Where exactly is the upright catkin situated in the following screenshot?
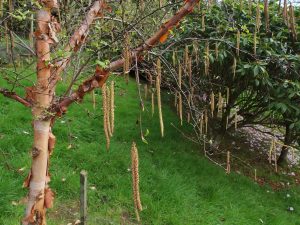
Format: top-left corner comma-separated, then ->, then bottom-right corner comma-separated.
131,142 -> 142,222
102,84 -> 110,150
156,76 -> 164,137
110,81 -> 115,134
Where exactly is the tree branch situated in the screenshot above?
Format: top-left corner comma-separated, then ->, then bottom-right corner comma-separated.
51,0 -> 200,117
0,88 -> 32,107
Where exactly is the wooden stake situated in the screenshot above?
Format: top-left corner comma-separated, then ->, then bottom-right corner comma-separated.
80,170 -> 88,225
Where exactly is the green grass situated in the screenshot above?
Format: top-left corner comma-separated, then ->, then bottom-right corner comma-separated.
1,67 -> 300,225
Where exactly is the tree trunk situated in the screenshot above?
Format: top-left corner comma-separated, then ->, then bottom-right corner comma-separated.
277,123 -> 292,165
22,2 -> 57,224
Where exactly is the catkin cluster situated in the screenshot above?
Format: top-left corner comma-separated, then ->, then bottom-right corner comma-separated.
131,142 -> 142,221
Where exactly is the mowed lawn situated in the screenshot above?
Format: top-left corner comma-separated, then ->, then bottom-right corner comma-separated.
0,68 -> 300,225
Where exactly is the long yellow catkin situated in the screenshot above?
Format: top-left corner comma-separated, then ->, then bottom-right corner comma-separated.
123,32 -> 130,83
215,42 -> 219,59
179,93 -> 183,126
256,0 -> 261,33
184,45 -> 189,71
201,13 -> 205,32
159,0 -> 163,8
217,92 -> 223,115
193,41 -> 199,64
157,58 -> 161,80
102,84 -> 110,150
226,151 -> 231,174
236,30 -> 240,56
233,57 -> 237,79
210,91 -> 215,117
254,31 -> 257,55
144,84 -> 148,100
199,114 -> 203,135
268,139 -> 274,164
283,0 -> 287,23
204,110 -> 208,134
0,0 -> 3,17
264,0 -> 269,32
156,76 -> 164,137
226,87 -> 230,105
172,50 -> 176,67
204,41 -> 209,76
248,0 -> 253,15
178,63 -> 182,89
188,57 -> 192,87
110,81 -> 115,134
131,142 -> 142,222
289,4 -> 297,41
106,87 -> 112,137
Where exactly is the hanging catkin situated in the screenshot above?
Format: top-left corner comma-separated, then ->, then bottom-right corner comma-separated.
264,0 -> 269,32
236,30 -> 240,56
210,91 -> 215,117
199,114 -> 204,135
253,31 -> 257,55
289,4 -> 297,42
139,0 -> 145,11
131,142 -> 142,222
233,57 -> 237,79
172,50 -> 176,67
201,13 -> 206,32
268,139 -> 275,164
184,45 -> 189,71
157,58 -> 162,80
159,0 -> 163,8
248,0 -> 253,15
234,111 -> 238,130
226,87 -> 230,105
283,0 -> 287,24
255,0 -> 261,33
102,84 -> 110,150
217,92 -> 223,115
204,41 -> 209,76
106,87 -> 112,137
204,110 -> 208,134
156,75 -> 164,137
178,62 -> 182,89
0,0 -> 3,17
226,151 -> 231,174
178,93 -> 183,126
215,42 -> 219,59
123,32 -> 130,84
193,41 -> 199,64
188,57 -> 192,87
110,81 -> 115,134
144,84 -> 148,100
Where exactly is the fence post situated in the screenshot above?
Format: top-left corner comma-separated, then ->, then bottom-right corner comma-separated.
80,170 -> 88,225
